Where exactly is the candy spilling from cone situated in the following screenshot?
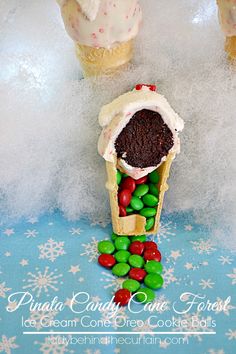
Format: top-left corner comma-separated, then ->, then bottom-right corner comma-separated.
98,234 -> 163,306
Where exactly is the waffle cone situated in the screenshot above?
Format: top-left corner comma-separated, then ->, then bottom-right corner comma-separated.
75,40 -> 133,77
225,36 -> 236,61
105,153 -> 175,236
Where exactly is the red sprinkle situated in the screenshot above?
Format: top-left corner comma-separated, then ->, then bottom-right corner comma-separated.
118,189 -> 132,207
135,176 -> 148,185
143,241 -> 158,250
135,84 -> 157,92
129,241 -> 144,255
114,289 -> 131,306
98,254 -> 116,268
119,205 -> 127,217
129,268 -> 147,282
144,249 -> 162,262
121,177 -> 136,193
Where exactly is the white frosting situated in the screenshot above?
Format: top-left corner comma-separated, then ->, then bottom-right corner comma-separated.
217,0 -> 236,36
76,0 -> 101,21
98,86 -> 184,179
59,0 -> 142,48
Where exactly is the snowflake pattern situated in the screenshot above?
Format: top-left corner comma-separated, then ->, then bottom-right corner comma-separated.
174,312 -> 214,341
27,309 -> 58,330
38,239 -> 66,262
35,336 -> 74,354
100,271 -> 124,291
162,267 -> 178,288
22,267 -> 63,297
0,212 -> 235,354
100,306 -> 129,329
191,238 -> 216,255
80,237 -> 99,262
0,335 -> 18,354
218,256 -> 233,265
69,228 -> 82,236
226,268 -> 236,285
24,229 -> 38,238
199,279 -> 215,289
154,220 -> 176,244
225,329 -> 236,340
214,297 -> 236,316
0,282 -> 11,298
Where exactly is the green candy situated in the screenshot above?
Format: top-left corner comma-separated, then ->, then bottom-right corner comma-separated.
149,170 -> 160,184
142,194 -> 159,207
133,184 -> 149,197
114,237 -> 131,251
123,173 -> 129,177
122,279 -> 140,293
129,254 -> 144,268
111,232 -> 118,241
149,183 -> 159,197
114,250 -> 131,263
130,196 -> 144,211
126,206 -> 134,214
131,235 -> 147,243
144,273 -> 164,290
112,263 -> 130,277
145,217 -> 155,231
135,288 -> 155,303
116,170 -> 122,185
144,260 -> 163,274
98,240 -> 115,254
140,208 -> 157,218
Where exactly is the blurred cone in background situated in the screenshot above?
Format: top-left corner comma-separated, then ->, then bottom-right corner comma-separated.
58,0 -> 142,76
217,0 -> 236,61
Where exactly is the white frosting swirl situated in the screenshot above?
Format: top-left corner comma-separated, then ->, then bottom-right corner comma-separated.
98,86 -> 184,179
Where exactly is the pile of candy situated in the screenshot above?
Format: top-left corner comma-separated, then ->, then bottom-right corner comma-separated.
97,234 -> 163,306
117,170 -> 160,231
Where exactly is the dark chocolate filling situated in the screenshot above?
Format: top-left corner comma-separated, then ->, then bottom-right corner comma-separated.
115,109 -> 174,168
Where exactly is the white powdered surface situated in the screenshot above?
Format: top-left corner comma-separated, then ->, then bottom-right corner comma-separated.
0,0 -> 236,248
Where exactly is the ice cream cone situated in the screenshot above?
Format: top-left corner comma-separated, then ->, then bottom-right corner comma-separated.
225,36 -> 236,61
75,40 -> 133,77
105,153 -> 175,236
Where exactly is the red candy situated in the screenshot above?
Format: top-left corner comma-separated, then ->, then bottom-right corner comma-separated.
118,189 -> 132,207
98,254 -> 116,268
135,176 -> 148,185
119,205 -> 127,217
129,241 -> 144,255
135,84 -> 157,92
121,177 -> 136,193
144,249 -> 162,262
143,241 -> 158,251
114,289 -> 131,306
129,268 -> 147,282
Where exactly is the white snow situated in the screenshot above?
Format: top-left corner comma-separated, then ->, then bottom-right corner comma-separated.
0,0 -> 236,248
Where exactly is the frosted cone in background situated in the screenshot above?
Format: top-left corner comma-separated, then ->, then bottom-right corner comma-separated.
217,0 -> 236,61
98,85 -> 184,236
57,0 -> 142,76
106,153 -> 175,235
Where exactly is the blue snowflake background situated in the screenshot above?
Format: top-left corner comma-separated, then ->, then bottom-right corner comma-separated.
0,211 -> 235,354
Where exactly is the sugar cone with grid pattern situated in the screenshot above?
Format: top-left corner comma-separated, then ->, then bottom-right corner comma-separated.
75,40 -> 133,77
225,36 -> 236,61
105,153 -> 175,236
